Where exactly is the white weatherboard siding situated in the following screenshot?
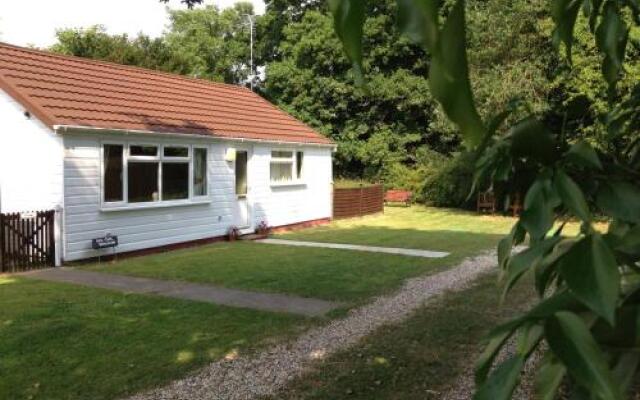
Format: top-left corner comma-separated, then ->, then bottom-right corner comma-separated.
63,133 -> 333,261
250,146 -> 333,227
0,89 -> 64,213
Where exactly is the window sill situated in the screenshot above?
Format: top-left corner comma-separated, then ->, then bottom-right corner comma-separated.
270,181 -> 307,188
100,198 -> 211,212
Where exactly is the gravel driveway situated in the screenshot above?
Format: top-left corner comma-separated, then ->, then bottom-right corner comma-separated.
128,249 -> 502,400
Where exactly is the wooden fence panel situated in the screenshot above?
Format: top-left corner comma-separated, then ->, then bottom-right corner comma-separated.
0,210 -> 55,273
333,184 -> 384,219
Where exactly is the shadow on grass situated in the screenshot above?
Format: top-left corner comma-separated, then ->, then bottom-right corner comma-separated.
0,277 -> 306,400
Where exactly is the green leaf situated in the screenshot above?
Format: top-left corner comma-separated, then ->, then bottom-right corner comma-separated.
487,290 -> 584,339
534,238 -> 577,296
534,355 -> 566,400
329,0 -> 366,86
396,0 -> 440,52
554,169 -> 591,222
545,312 -> 623,400
612,353 -> 640,395
566,140 -> 602,170
474,356 -> 524,400
558,234 -> 620,324
615,224 -> 640,256
520,177 -> 560,240
595,2 -> 629,90
475,330 -> 512,384
502,236 -> 562,299
509,117 -> 557,164
551,0 -> 583,62
497,222 -> 525,269
585,0 -> 604,32
597,181 -> 640,223
428,0 -> 486,148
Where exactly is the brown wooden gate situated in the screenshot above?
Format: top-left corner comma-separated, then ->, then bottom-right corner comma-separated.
0,210 -> 55,273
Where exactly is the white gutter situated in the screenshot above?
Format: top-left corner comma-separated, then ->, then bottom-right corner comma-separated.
53,125 -> 338,150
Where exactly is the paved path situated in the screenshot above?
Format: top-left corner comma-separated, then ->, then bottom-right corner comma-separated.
23,268 -> 339,317
256,238 -> 450,258
128,249 -> 502,400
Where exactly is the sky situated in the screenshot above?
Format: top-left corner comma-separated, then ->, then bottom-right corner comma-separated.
0,0 -> 266,48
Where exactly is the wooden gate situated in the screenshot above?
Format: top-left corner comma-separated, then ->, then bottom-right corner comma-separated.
0,210 -> 55,273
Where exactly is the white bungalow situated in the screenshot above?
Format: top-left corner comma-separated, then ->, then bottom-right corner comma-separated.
0,43 -> 335,264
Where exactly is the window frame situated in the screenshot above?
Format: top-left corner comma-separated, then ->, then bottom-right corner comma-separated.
100,141 -> 210,211
269,149 -> 305,186
192,146 -> 209,199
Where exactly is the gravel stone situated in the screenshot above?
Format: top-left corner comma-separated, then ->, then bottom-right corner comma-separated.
127,250 -> 504,400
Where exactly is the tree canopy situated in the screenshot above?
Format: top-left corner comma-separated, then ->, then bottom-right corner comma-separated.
52,2 -> 255,85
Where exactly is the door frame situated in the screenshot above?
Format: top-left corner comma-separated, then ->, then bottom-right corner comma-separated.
234,146 -> 253,234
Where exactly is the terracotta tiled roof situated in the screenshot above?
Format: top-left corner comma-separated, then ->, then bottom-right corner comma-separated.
0,42 -> 334,145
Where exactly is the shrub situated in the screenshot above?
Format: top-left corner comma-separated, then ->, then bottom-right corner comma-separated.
421,152 -> 477,209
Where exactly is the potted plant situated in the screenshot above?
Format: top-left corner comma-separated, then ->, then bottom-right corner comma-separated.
255,221 -> 271,239
227,226 -> 240,241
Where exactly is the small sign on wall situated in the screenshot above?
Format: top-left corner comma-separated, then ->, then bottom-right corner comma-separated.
92,234 -> 119,250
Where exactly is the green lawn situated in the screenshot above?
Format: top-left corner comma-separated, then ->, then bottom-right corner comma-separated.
280,206 -> 517,251
270,273 -> 536,399
0,276 -> 304,400
84,207 -> 516,303
1,206 -> 525,400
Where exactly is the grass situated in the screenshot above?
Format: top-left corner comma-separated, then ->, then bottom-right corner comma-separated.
279,206 -> 516,251
270,273 -> 536,400
0,206 -> 567,400
0,276 -> 304,400
84,207 -> 516,303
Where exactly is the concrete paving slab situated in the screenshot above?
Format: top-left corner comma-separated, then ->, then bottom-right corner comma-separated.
22,268 -> 339,317
256,239 -> 450,258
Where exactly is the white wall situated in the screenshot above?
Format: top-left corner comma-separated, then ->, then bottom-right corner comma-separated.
250,145 -> 333,227
0,90 -> 64,213
63,132 -> 333,261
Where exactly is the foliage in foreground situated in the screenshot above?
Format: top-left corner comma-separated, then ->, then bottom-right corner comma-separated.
331,0 -> 640,398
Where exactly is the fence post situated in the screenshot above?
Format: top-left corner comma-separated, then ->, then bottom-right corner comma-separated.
359,183 -> 363,217
0,213 -> 5,272
54,207 -> 62,267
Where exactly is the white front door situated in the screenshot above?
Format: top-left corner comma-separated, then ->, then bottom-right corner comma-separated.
234,149 -> 252,233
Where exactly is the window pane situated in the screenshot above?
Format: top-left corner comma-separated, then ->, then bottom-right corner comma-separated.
272,151 -> 293,159
270,162 -> 292,182
162,163 -> 189,200
128,162 -> 159,202
194,148 -> 207,196
104,144 -> 123,202
296,151 -> 304,179
236,151 -> 248,195
164,146 -> 189,158
130,145 -> 158,157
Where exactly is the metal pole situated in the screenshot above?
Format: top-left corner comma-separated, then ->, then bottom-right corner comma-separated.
243,14 -> 255,91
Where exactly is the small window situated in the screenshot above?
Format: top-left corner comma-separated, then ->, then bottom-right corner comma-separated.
193,148 -> 208,196
103,144 -> 123,202
270,150 -> 294,183
296,151 -> 304,179
236,151 -> 248,196
164,146 -> 189,158
130,145 -> 158,157
128,161 -> 159,202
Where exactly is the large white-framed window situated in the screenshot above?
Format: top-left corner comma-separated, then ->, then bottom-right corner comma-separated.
270,150 -> 304,184
101,142 -> 209,210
